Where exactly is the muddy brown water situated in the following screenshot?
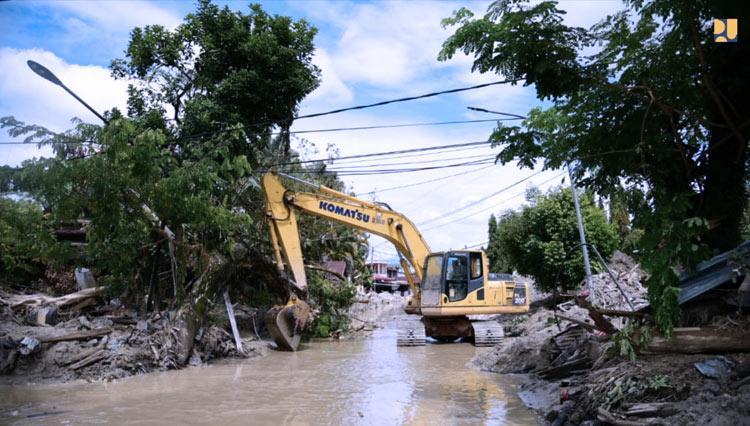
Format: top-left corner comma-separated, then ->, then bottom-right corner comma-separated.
0,319 -> 538,425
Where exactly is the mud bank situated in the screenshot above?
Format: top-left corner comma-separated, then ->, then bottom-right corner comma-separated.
472,291 -> 750,424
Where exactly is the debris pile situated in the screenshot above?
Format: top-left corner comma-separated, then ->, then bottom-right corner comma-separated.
0,287 -> 268,384
475,250 -> 750,425
589,250 -> 649,312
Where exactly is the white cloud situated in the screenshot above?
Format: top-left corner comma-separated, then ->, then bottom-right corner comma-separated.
308,1 -> 480,88
55,0 -> 183,32
303,48 -> 354,109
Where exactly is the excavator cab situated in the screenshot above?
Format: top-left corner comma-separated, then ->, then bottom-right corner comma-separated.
403,250 -> 529,346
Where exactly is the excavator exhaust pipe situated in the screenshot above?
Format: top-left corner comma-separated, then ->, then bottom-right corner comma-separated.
265,299 -> 310,351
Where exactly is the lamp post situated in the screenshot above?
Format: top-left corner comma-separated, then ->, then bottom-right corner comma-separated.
468,106 -> 595,303
27,60 -> 109,125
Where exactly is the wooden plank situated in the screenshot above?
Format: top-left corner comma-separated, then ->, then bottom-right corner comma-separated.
574,295 -> 617,334
636,327 -> 750,354
69,348 -> 106,370
555,314 -> 602,333
39,327 -> 112,344
597,308 -> 652,320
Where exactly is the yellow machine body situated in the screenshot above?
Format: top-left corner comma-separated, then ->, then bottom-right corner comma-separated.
261,171 -> 530,350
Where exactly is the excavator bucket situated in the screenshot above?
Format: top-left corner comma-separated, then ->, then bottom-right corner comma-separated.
265,300 -> 310,351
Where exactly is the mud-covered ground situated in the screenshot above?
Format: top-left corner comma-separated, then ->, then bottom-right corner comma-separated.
472,297 -> 750,425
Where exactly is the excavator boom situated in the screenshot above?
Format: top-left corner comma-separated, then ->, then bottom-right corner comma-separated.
262,171 -> 431,350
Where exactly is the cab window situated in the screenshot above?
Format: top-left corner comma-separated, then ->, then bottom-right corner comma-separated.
470,252 -> 483,280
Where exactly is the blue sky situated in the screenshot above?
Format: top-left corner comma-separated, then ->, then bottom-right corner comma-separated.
0,0 -> 623,263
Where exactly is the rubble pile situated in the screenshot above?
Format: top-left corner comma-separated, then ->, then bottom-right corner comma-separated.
0,288 -> 268,384
347,290 -> 405,329
589,250 -> 649,311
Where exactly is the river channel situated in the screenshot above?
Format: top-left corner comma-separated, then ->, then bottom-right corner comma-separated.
0,318 -> 538,425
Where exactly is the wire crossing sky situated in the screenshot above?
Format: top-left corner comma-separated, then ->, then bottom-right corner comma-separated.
0,0 -> 623,263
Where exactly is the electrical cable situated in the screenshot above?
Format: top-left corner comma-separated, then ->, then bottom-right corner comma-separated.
358,163 -> 497,195
0,116 -> 519,145
416,169 -> 545,226
419,171 -> 565,231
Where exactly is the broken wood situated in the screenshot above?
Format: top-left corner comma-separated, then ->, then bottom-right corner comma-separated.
305,264 -> 348,282
39,327 -> 112,344
223,290 -> 244,356
9,287 -> 103,311
66,297 -> 98,313
621,402 -> 678,417
597,407 -> 661,426
635,327 -> 750,354
555,314 -> 603,333
69,348 -> 106,370
597,308 -> 652,320
538,357 -> 591,380
574,295 -> 617,334
58,347 -> 101,366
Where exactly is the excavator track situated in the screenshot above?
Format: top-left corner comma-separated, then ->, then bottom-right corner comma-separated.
471,321 -> 504,347
397,317 -> 426,346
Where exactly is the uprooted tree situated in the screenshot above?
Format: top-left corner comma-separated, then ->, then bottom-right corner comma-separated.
0,0 -> 368,352
440,0 -> 750,337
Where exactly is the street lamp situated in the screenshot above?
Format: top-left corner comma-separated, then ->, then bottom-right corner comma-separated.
467,106 -> 526,120
27,60 -> 109,125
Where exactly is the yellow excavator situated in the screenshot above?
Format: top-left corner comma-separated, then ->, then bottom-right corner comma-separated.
262,170 -> 530,351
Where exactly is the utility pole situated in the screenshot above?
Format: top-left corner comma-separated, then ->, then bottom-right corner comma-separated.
567,162 -> 595,305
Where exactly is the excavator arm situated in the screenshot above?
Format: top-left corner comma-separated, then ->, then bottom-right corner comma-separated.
262,170 -> 431,350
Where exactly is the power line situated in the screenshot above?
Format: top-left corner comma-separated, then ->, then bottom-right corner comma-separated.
178,80 -> 515,142
417,169 -> 545,226
322,154 -> 494,170
358,163 -> 497,195
0,116 -> 520,145
371,169 -> 554,250
419,171 -> 565,232
268,140 -> 492,168
278,158 -> 496,176
313,142 -> 495,167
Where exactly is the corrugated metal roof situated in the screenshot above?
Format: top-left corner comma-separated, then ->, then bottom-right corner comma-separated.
679,241 -> 750,304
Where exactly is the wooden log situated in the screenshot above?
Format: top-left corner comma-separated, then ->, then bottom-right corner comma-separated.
538,357 -> 590,380
9,287 -> 103,310
39,327 -> 112,344
597,407 -> 661,426
58,347 -> 100,366
555,314 -> 603,333
66,297 -> 98,313
636,327 -> 750,354
224,290 -> 245,356
597,308 -> 652,320
69,348 -> 106,370
621,402 -> 678,417
574,295 -> 617,334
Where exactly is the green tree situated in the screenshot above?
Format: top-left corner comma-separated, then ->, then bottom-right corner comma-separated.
440,0 -> 750,336
492,187 -> 619,292
486,214 -> 512,273
1,1 -> 363,335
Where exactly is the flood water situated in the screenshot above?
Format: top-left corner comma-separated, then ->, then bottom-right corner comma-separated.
0,318 -> 538,425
